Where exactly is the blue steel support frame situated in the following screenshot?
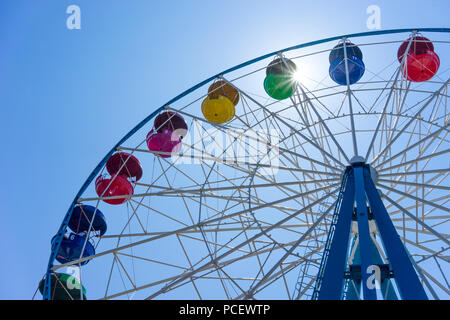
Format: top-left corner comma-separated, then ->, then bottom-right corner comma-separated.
363,166 -> 428,300
317,169 -> 354,299
344,236 -> 361,300
43,28 -> 449,299
317,164 -> 428,300
370,237 -> 398,300
345,236 -> 398,300
353,165 -> 377,300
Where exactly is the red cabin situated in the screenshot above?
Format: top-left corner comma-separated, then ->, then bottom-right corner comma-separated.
398,36 -> 439,82
95,174 -> 133,205
397,36 -> 434,63
402,50 -> 440,82
106,152 -> 143,182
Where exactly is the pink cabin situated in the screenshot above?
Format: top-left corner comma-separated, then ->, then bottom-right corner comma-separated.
146,129 -> 182,158
154,111 -> 188,139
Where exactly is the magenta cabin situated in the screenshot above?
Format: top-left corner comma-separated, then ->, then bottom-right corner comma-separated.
146,129 -> 182,158
154,111 -> 188,139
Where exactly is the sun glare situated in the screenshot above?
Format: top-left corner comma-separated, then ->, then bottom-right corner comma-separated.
293,70 -> 304,82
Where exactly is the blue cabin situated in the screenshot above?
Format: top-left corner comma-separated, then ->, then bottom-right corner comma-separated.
329,41 -> 365,85
52,233 -> 95,266
329,42 -> 363,64
68,205 -> 107,236
329,56 -> 365,85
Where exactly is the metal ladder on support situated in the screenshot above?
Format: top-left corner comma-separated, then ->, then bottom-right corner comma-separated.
341,235 -> 358,300
311,170 -> 349,300
292,200 -> 332,300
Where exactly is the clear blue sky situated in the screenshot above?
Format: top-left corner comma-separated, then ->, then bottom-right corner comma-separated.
0,0 -> 448,299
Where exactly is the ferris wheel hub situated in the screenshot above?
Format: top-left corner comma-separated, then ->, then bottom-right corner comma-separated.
350,155 -> 365,164
346,156 -> 379,184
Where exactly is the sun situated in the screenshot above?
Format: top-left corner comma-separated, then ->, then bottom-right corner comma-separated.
293,70 -> 304,82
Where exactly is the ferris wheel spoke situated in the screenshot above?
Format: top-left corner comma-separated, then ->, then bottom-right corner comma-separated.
175,234 -> 204,299
263,154 -> 333,207
95,148 -> 330,206
401,238 -> 445,266
113,253 -> 137,290
383,193 -> 450,245
134,179 -> 338,196
55,184 -> 337,270
138,106 -> 339,175
378,178 -> 450,191
259,111 -> 342,181
379,158 -> 449,200
129,184 -> 335,216
293,78 -> 337,118
126,201 -> 147,233
378,168 -> 450,177
247,246 -> 325,299
168,255 -> 270,299
130,198 -> 191,227
364,68 -> 404,160
378,122 -> 449,175
143,189 -> 337,299
189,231 -> 250,299
196,168 -> 253,299
371,78 -> 450,166
107,227 -> 279,299
101,222 -> 330,240
382,172 -> 448,203
416,247 -> 450,265
176,135 -> 339,176
241,199 -> 336,299
378,149 -> 450,173
275,57 -> 350,164
145,240 -> 295,300
222,78 -> 347,168
184,155 -> 319,219
176,168 -> 302,220
374,123 -> 450,170
339,41 -> 360,157
377,183 -> 450,213
287,129 -> 341,184
103,268 -> 202,300
296,65 -> 351,162
280,116 -> 342,176
417,267 -> 450,296
432,256 -> 450,290
395,226 -> 450,241
385,177 -> 449,215
295,83 -> 351,164
163,238 -> 326,300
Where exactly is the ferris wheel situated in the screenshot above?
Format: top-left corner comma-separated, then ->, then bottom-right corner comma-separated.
38,28 -> 450,300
